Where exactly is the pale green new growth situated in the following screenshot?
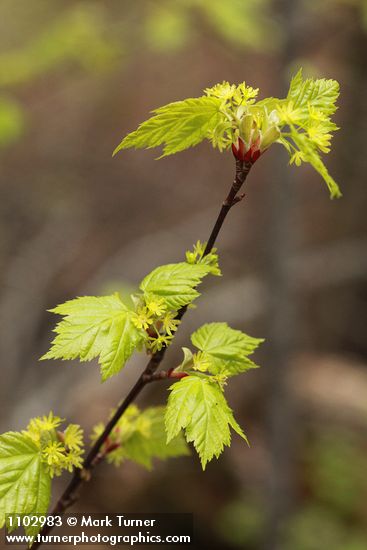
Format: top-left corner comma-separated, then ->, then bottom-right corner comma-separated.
0,414 -> 84,536
43,252 -> 217,379
114,69 -> 341,198
42,294 -> 146,382
0,432 -> 51,534
164,322 -> 263,468
92,405 -> 189,470
277,69 -> 341,198
113,96 -> 222,157
165,375 -> 247,470
286,69 -> 339,119
191,322 -> 263,376
185,240 -> 221,276
140,262 -> 212,310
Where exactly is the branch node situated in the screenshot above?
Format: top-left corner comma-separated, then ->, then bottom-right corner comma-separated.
232,192 -> 246,206
79,468 -> 92,482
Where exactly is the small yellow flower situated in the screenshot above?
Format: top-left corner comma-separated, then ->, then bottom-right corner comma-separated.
307,125 -> 332,153
149,335 -> 171,353
213,374 -> 228,390
26,412 -> 63,446
205,81 -> 237,100
205,81 -> 258,105
132,306 -> 154,330
162,312 -> 180,336
42,441 -> 65,468
145,297 -> 166,317
64,424 -> 84,451
63,450 -> 84,472
27,412 -> 63,441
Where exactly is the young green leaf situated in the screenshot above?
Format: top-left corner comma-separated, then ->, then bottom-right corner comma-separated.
42,293 -> 146,381
191,322 -> 263,376
115,407 -> 189,469
277,69 -> 341,198
121,407 -> 189,469
113,96 -> 222,157
165,375 -> 247,470
0,432 -> 51,533
113,72 -> 342,199
185,240 -> 221,276
291,131 -> 341,199
92,405 -> 189,470
287,68 -> 339,119
140,262 -> 212,310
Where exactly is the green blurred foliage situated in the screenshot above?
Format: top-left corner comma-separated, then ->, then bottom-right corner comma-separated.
307,430 -> 367,518
144,4 -> 190,52
309,0 -> 367,30
216,496 -> 264,547
0,0 -> 280,148
282,429 -> 367,549
0,5 -> 118,88
216,428 -> 367,549
0,0 -> 364,148
284,505 -> 367,550
0,96 -> 23,147
143,0 -> 279,52
195,0 -> 280,51
0,3 -> 120,148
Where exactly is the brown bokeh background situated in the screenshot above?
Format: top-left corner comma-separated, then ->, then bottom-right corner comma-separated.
1,1 -> 366,549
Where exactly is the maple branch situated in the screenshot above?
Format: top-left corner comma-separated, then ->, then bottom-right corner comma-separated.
29,157 -> 252,550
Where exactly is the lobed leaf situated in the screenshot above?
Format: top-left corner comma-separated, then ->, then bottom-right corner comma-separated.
140,262 -> 212,310
291,131 -> 342,199
0,432 -> 51,533
278,69 -> 342,198
114,407 -> 189,470
113,71 -> 342,199
42,293 -> 146,381
287,68 -> 340,119
113,96 -> 222,157
165,375 -> 247,469
191,322 -> 263,376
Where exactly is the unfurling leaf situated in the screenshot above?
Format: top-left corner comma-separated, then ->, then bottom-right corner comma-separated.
287,68 -> 339,119
165,375 -> 247,470
277,68 -> 341,198
191,322 -> 263,376
290,130 -> 341,199
114,70 -> 342,198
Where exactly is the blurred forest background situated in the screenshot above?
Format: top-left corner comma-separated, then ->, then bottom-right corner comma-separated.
0,1 -> 366,549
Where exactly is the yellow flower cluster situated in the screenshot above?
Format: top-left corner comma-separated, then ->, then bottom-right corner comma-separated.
25,413 -> 84,478
132,243 -> 220,354
186,240 -> 221,276
132,295 -> 181,353
205,81 -> 259,105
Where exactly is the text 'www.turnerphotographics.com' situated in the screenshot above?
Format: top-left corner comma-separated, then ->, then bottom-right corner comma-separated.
4,513 -> 193,546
